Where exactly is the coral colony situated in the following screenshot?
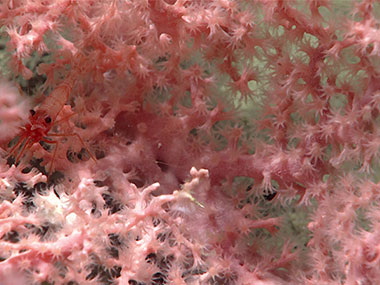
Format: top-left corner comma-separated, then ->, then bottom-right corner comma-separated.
0,0 -> 380,284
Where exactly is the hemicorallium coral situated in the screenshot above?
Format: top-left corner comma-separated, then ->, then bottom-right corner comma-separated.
1,0 -> 380,284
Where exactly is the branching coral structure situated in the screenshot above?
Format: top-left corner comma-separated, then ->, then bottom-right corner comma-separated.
1,0 -> 380,284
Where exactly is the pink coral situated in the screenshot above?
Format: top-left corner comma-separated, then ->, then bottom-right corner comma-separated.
0,80 -> 29,145
0,0 -> 380,284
